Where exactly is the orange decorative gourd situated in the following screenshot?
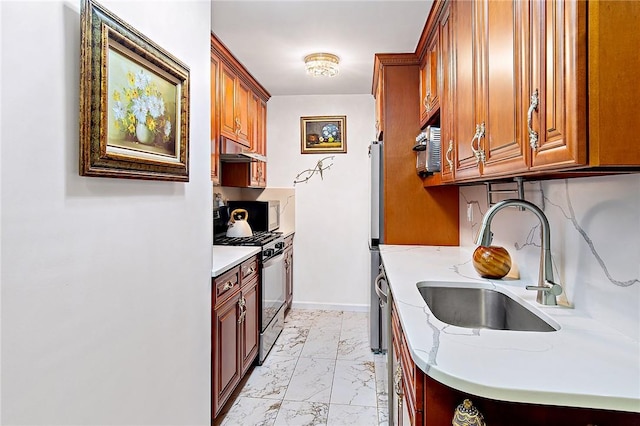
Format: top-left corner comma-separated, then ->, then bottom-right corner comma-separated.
472,246 -> 512,279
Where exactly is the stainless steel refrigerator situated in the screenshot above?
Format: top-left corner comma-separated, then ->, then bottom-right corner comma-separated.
368,141 -> 389,353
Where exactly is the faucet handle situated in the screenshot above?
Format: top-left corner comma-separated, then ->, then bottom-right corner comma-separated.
526,281 -> 563,295
526,281 -> 563,305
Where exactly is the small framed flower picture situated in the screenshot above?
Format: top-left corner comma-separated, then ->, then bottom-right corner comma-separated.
79,0 -> 190,181
300,116 -> 347,154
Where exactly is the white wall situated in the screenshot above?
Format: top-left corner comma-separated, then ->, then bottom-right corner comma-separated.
1,2 -> 212,424
459,174 -> 640,341
267,95 -> 375,310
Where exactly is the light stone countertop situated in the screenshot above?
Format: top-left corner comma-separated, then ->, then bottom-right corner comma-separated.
212,246 -> 261,277
380,244 -> 640,413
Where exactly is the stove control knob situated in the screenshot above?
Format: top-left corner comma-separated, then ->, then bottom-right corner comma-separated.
263,248 -> 275,257
276,242 -> 285,250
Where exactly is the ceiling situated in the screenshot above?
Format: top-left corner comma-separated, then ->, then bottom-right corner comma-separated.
211,1 -> 434,96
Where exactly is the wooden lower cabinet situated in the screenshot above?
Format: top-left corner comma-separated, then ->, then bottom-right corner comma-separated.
212,256 -> 260,419
240,276 -> 258,375
284,234 -> 294,312
212,290 -> 241,416
391,298 -> 640,426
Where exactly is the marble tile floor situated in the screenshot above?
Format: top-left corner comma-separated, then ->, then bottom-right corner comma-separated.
215,309 -> 388,426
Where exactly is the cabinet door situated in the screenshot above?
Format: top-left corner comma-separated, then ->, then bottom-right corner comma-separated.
235,78 -> 251,147
374,66 -> 384,140
477,0 -> 529,177
249,93 -> 261,152
420,29 -> 440,127
240,278 -> 259,374
439,3 -> 455,183
529,0 -> 586,170
212,292 -> 242,416
220,63 -> 237,141
210,54 -> 220,185
451,0 -> 482,181
250,99 -> 267,187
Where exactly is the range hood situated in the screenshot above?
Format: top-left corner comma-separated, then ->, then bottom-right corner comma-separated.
220,151 -> 267,163
220,138 -> 267,162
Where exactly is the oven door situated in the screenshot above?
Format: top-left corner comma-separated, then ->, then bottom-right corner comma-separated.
261,251 -> 286,331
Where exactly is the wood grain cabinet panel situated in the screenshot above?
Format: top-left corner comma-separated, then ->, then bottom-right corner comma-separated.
438,3 -> 455,183
477,0 -> 529,177
212,290 -> 242,416
419,29 -> 440,127
450,0 -> 482,182
427,0 -> 639,184
372,53 -> 459,246
529,0 -> 586,170
212,32 -> 270,188
235,78 -> 251,147
211,54 -> 220,185
220,62 -> 238,142
212,255 -> 261,420
240,277 -> 258,375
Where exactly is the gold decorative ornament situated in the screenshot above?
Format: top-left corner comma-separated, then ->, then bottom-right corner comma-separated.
452,399 -> 486,426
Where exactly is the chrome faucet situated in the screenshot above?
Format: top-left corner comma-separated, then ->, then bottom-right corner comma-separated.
476,199 -> 562,306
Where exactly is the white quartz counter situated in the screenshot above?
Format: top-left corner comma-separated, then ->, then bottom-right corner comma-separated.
380,245 -> 640,413
212,246 -> 260,277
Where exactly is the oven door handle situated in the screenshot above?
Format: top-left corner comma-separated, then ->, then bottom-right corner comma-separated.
263,252 -> 285,267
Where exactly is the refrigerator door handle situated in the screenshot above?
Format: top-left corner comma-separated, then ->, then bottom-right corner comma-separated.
374,271 -> 388,306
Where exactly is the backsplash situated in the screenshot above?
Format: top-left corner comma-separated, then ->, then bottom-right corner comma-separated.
459,174 -> 640,341
214,186 -> 296,234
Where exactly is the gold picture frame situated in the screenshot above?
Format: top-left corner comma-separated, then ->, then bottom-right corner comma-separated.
80,0 -> 190,181
300,115 -> 347,154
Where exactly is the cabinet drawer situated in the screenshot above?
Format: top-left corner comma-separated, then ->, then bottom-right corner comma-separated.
213,266 -> 240,307
240,257 -> 258,286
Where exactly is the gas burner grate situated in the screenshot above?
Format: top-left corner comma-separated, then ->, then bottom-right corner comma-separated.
214,231 -> 282,246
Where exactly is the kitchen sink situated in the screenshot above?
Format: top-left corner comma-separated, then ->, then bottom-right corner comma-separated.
416,282 -> 558,332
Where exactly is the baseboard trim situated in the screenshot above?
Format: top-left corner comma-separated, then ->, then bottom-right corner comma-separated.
290,301 -> 368,313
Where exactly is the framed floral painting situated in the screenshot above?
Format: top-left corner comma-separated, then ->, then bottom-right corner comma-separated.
300,116 -> 347,154
79,0 -> 190,181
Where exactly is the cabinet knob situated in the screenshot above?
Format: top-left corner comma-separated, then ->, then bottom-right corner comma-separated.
222,281 -> 234,291
527,89 -> 540,151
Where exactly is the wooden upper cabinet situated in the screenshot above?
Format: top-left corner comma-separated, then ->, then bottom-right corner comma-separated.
423,0 -> 638,185
529,0 -> 586,170
419,28 -> 440,127
371,53 -> 459,246
476,0 -> 529,177
212,32 -> 271,188
219,61 -> 251,149
211,54 -> 220,185
235,79 -> 251,147
220,62 -> 238,141
451,0 -> 482,182
439,3 -> 455,183
374,65 -> 384,140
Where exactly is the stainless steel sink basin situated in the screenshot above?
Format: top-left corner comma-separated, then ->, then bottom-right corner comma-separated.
417,282 -> 558,332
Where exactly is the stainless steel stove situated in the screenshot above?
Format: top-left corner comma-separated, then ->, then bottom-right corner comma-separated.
213,207 -> 286,365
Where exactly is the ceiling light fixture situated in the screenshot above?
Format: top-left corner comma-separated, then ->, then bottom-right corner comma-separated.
304,53 -> 340,77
